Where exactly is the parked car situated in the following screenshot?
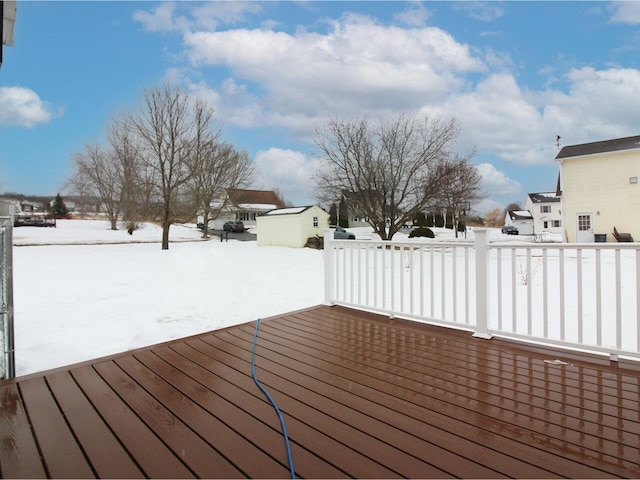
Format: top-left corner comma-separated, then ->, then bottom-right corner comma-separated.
501,225 -> 519,235
330,225 -> 356,240
223,221 -> 245,233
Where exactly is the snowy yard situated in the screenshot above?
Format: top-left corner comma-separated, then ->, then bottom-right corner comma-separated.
13,220 -> 325,376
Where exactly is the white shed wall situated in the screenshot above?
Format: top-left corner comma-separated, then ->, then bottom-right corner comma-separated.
257,207 -> 329,248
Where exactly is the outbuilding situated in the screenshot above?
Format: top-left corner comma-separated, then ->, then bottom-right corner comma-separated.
504,210 -> 534,235
257,206 -> 329,248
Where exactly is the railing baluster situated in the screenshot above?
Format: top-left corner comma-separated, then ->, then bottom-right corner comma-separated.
452,246 -> 457,322
596,249 -> 602,347
441,247 -> 446,320
543,249 -> 548,338
420,246 -> 424,317
527,249 -> 532,336
430,248 -> 435,319
511,248 -> 516,333
615,249 -> 622,350
559,248 -> 565,341
577,248 -> 583,344
637,249 -> 640,352
497,248 -> 503,330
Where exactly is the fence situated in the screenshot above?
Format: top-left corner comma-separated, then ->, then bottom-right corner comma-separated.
324,229 -> 640,361
0,217 -> 14,379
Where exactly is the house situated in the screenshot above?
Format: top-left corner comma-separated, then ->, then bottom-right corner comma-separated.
201,189 -> 286,229
0,198 -> 20,216
257,205 -> 329,248
523,192 -> 562,234
503,210 -> 534,235
556,134 -> 640,242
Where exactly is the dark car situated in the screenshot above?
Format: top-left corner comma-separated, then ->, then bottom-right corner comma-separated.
501,225 -> 519,235
223,221 -> 245,233
330,225 -> 356,240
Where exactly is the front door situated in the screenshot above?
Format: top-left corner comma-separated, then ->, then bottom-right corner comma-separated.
576,212 -> 594,242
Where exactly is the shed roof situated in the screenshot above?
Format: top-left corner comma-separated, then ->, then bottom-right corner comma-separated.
556,134 -> 640,160
508,210 -> 533,220
264,206 -> 327,216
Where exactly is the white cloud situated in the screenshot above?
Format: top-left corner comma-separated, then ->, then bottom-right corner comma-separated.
455,2 -> 505,22
609,1 -> 640,24
183,14 -> 486,131
133,2 -> 262,32
252,148 -> 320,205
476,162 -> 522,197
394,2 -> 431,27
132,2 -> 184,32
0,87 -> 58,127
541,67 -> 640,144
440,73 -> 553,165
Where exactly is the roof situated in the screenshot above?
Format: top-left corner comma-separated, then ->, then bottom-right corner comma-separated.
556,134 -> 640,160
508,209 -> 533,220
227,189 -> 285,210
264,206 -> 327,216
527,192 -> 561,204
2,305 -> 638,478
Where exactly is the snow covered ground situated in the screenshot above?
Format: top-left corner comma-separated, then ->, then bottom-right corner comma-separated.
11,219 -> 554,377
12,220 -> 325,376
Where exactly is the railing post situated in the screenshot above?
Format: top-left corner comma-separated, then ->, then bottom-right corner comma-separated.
324,229 -> 334,306
473,229 -> 492,339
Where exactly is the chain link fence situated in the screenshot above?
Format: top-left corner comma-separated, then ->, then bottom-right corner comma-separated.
0,217 -> 15,379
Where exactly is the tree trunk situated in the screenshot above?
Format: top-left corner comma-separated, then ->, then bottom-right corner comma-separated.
162,211 -> 171,250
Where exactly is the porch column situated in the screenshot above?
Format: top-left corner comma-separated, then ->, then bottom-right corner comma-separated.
324,229 -> 334,306
473,229 -> 493,339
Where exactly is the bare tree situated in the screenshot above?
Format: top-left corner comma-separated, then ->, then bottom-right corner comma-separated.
313,113 -> 460,240
431,154 -> 485,237
485,208 -> 503,227
107,117 -> 148,230
190,142 -> 254,238
68,141 -> 124,230
128,83 -> 214,250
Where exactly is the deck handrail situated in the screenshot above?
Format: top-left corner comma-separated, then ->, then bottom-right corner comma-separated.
324,229 -> 640,361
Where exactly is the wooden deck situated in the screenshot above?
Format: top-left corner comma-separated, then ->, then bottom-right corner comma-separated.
1,304 -> 639,478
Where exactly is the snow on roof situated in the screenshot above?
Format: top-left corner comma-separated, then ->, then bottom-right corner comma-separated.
528,192 -> 561,203
265,207 -> 308,216
509,210 -> 533,220
238,203 -> 278,210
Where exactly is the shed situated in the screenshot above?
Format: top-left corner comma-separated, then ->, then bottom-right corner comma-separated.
504,210 -> 534,235
257,206 -> 329,248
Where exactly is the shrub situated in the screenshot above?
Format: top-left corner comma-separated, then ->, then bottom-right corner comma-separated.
409,227 -> 435,238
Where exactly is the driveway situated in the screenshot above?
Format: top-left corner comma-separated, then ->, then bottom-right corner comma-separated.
210,229 -> 256,242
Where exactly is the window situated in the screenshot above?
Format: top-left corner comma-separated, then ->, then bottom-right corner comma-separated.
543,221 -> 548,229
553,220 -> 561,228
540,205 -> 551,213
313,216 -> 319,227
578,214 -> 591,231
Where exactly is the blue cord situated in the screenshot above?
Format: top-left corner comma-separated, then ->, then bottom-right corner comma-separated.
252,318 -> 296,479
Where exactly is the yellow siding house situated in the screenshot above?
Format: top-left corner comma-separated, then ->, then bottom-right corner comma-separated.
556,135 -> 640,242
257,205 -> 330,248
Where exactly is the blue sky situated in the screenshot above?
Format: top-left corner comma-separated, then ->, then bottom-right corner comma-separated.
2,1 -> 640,214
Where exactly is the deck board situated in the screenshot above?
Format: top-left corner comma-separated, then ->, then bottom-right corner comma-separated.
1,304 -> 639,478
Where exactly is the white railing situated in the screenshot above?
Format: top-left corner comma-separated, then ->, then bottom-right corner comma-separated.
324,229 -> 640,360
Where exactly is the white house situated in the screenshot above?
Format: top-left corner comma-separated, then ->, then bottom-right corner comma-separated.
199,189 -> 286,230
523,192 -> 562,235
504,210 -> 534,235
257,206 -> 330,248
